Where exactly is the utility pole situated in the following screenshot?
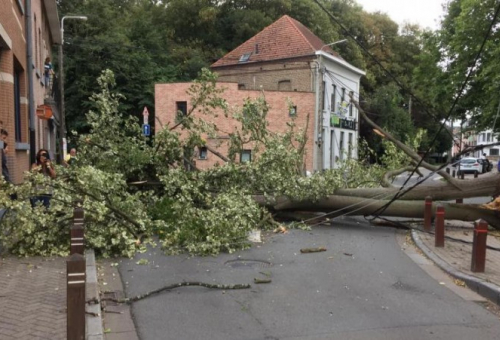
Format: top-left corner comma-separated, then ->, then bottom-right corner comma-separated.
59,16 -> 87,164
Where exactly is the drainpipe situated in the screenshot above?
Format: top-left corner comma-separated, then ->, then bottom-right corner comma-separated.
316,54 -> 324,171
26,0 -> 36,164
312,61 -> 319,172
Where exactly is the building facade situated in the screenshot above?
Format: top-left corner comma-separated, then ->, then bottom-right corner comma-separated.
0,0 -> 60,184
155,82 -> 316,171
211,15 -> 364,171
155,15 -> 364,172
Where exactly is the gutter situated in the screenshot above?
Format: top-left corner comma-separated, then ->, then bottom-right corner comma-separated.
26,0 -> 36,165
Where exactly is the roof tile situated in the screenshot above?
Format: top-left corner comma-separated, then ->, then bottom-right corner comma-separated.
211,15 -> 341,68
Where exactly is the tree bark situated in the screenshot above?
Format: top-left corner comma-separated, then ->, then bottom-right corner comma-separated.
267,195 -> 500,229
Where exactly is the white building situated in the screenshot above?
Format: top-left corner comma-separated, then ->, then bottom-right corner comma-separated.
316,51 -> 365,169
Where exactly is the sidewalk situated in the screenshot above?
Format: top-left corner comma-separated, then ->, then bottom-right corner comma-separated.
412,221 -> 500,306
0,251 -> 103,340
0,256 -> 66,339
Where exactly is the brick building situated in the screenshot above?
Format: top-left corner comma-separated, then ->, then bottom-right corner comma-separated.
0,0 -> 60,184
155,15 -> 364,172
156,82 -> 316,170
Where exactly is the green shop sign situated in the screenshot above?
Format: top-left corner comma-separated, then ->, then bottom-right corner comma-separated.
330,115 -> 357,130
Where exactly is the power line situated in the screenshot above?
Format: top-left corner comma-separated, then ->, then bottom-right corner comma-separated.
366,2 -> 500,219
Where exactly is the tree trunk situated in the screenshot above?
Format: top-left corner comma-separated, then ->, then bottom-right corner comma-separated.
265,195 -> 500,229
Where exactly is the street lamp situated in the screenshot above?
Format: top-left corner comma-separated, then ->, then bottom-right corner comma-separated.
59,15 -> 87,163
320,39 -> 347,51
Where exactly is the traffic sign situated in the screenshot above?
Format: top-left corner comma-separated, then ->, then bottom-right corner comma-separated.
142,107 -> 149,116
142,124 -> 150,136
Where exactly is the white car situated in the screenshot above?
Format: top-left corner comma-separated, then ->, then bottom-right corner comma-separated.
457,157 -> 484,175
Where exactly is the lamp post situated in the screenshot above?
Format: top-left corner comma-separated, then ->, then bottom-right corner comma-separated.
320,39 -> 347,51
59,15 -> 87,163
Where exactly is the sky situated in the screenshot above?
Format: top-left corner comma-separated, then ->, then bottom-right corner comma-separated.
355,0 -> 447,30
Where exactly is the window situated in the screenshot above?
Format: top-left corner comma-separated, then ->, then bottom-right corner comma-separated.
239,53 -> 252,63
349,91 -> 354,116
482,133 -> 485,142
490,149 -> 499,156
176,101 -> 187,117
278,80 -> 291,91
240,150 -> 252,163
331,85 -> 336,112
487,133 -> 491,142
255,44 -> 259,54
339,132 -> 345,161
199,146 -> 208,160
322,81 -> 326,111
289,106 -> 297,117
14,67 -> 22,142
348,133 -> 353,158
330,130 -> 335,168
341,88 -> 346,103
238,83 -> 246,90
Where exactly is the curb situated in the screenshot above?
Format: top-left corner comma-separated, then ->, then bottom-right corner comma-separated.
86,249 -> 104,340
411,230 -> 500,306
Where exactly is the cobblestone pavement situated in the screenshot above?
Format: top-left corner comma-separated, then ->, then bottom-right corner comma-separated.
416,226 -> 500,286
0,256 -> 66,340
414,221 -> 500,305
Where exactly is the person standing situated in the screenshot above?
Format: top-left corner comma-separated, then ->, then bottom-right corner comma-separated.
44,57 -> 54,96
1,128 -> 11,184
64,148 -> 77,166
31,149 -> 56,208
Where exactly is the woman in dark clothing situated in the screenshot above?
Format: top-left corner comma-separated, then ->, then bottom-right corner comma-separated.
31,149 -> 56,208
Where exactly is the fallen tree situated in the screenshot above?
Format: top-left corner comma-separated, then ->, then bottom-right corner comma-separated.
1,69 -> 499,258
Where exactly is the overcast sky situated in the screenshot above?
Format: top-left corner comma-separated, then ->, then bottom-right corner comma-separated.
355,0 -> 447,30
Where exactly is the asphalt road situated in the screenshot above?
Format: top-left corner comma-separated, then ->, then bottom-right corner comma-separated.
119,217 -> 500,340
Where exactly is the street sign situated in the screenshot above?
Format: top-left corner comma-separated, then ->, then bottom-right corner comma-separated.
143,106 -> 149,125
142,124 -> 150,136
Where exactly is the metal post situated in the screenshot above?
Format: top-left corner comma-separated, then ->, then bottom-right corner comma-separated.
435,205 -> 445,247
452,170 -> 456,178
67,253 -> 86,340
474,171 -> 478,178
71,202 -> 85,254
424,196 -> 432,232
460,172 -> 465,180
471,219 -> 488,273
70,223 -> 84,255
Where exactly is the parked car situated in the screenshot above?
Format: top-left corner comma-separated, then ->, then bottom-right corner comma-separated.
478,158 -> 493,173
456,157 -> 484,175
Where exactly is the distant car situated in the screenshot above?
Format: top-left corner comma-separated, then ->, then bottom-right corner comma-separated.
457,157 -> 484,175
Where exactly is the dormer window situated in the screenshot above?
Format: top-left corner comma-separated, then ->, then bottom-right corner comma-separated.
239,53 -> 252,63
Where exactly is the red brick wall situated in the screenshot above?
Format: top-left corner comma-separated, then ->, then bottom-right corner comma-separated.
1,0 -> 30,184
155,82 -> 316,172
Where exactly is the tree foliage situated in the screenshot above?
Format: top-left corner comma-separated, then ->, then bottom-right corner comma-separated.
0,69 -> 411,257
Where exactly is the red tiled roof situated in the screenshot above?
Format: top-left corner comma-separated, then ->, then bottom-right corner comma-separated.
211,15 -> 341,68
